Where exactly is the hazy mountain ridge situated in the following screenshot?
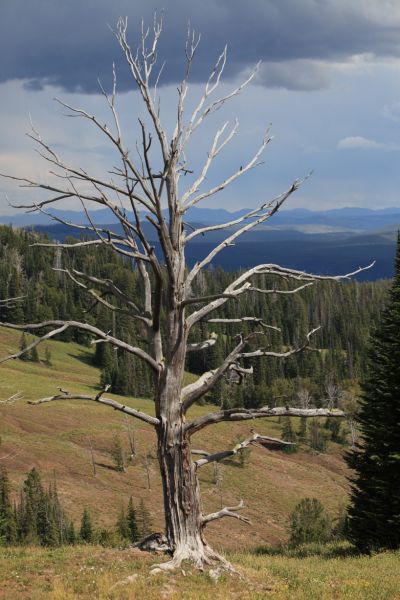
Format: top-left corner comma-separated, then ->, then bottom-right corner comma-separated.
1,206 -> 398,280
1,205 -> 400,230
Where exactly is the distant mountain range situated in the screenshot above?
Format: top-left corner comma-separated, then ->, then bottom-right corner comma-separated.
1,206 -> 399,281
1,205 -> 400,232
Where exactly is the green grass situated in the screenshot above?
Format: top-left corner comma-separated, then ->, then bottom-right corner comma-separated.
0,544 -> 399,599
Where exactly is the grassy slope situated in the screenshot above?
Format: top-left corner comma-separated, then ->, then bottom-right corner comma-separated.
0,326 -> 349,551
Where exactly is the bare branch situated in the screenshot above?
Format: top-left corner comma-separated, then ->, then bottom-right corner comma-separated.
202,500 -> 251,527
182,51 -> 260,150
185,179 -> 305,287
207,318 -> 281,332
238,326 -> 320,359
55,268 -> 151,325
182,326 -> 318,412
181,334 -> 256,410
181,119 -> 239,204
0,324 -> 69,363
186,261 -> 375,328
0,392 -> 23,405
114,16 -> 170,163
185,198 -> 276,242
28,387 -> 159,427
186,406 -> 346,436
183,129 -> 272,210
193,431 -> 294,468
0,320 -> 161,372
0,296 -> 25,308
31,238 -> 150,262
186,337 -> 217,353
249,282 -> 314,295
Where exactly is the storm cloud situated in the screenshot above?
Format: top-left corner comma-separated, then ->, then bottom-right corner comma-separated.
2,0 -> 400,93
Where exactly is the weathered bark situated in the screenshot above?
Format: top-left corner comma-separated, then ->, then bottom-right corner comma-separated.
156,415 -> 209,567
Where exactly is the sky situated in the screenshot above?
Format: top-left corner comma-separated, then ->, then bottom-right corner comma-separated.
1,0 -> 400,215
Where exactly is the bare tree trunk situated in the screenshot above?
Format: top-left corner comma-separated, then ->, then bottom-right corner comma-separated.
152,290 -> 215,568
87,436 -> 96,477
142,453 -> 152,490
156,417 -> 209,567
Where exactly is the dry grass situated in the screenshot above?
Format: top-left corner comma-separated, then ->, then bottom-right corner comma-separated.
1,325 -> 349,549
0,544 -> 399,599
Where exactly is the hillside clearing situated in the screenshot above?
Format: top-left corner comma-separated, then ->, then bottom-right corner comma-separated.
1,326 -> 349,549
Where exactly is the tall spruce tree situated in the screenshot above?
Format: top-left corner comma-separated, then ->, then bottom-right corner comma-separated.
80,508 -> 94,543
136,498 -> 152,538
0,467 -> 17,544
127,497 -> 139,543
346,233 -> 400,552
116,505 -> 130,540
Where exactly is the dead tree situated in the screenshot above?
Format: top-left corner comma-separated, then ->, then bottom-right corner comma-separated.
0,16 -> 373,571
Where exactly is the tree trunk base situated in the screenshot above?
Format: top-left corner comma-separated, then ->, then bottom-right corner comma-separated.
150,543 -> 238,576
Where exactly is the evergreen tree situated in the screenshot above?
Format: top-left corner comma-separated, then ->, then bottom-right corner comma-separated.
136,498 -> 152,538
111,435 -> 126,472
20,468 -> 44,544
288,498 -> 332,546
346,233 -> 400,553
19,333 -> 29,361
46,477 -> 67,546
67,520 -> 76,545
116,505 -> 130,539
281,418 -> 297,453
80,508 -> 93,543
0,467 -> 17,544
44,346 -> 52,367
298,417 -> 307,442
324,418 -> 345,444
127,497 -> 139,542
30,344 -> 40,363
308,420 -> 328,453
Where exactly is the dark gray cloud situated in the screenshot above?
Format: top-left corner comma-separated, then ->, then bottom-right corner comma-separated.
1,0 -> 400,92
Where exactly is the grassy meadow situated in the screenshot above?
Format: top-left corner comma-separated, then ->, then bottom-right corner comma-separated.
0,544 -> 399,599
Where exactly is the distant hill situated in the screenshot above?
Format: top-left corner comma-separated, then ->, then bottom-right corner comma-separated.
1,205 -> 400,231
1,206 -> 399,280
22,224 -> 399,281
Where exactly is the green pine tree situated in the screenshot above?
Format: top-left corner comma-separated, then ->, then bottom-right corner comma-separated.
288,498 -> 332,546
136,498 -> 152,538
19,333 -> 29,361
0,466 -> 17,545
29,344 -> 40,363
281,418 -> 297,453
111,435 -> 126,472
127,497 -> 139,542
298,417 -> 307,442
116,505 -> 130,540
44,346 -> 52,367
20,468 -> 44,544
308,420 -> 328,453
67,520 -> 76,545
346,233 -> 400,553
80,508 -> 93,543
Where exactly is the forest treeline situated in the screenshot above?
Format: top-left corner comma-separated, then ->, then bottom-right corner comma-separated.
0,225 -> 390,406
0,465 -> 152,548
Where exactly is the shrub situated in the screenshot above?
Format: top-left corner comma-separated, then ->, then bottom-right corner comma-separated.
288,497 -> 332,546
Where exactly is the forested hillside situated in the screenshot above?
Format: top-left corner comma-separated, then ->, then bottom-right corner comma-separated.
0,225 -> 390,405
0,227 -> 388,407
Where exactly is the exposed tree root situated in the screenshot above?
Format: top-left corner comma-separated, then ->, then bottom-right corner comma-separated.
149,544 -> 241,577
